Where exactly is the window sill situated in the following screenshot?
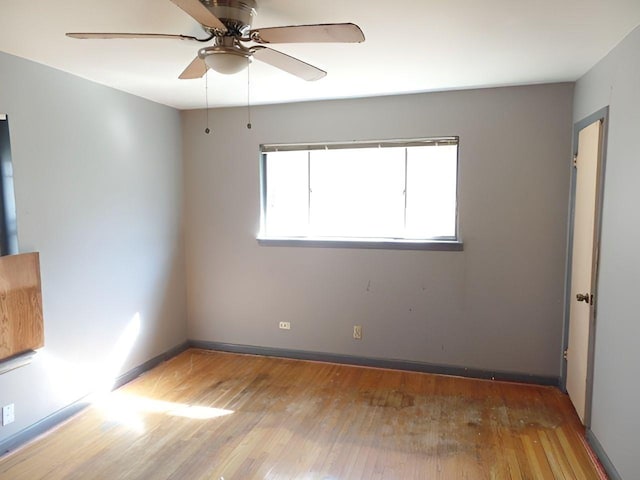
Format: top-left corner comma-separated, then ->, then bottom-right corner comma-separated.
257,237 -> 463,251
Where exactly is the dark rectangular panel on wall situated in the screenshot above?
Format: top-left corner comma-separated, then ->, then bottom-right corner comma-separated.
0,252 -> 44,360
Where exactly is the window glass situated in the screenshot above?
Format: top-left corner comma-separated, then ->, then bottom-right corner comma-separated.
405,145 -> 458,239
0,116 -> 18,255
265,150 -> 309,237
309,147 -> 405,238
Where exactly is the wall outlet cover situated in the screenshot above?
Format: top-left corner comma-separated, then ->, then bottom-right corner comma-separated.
353,325 -> 362,340
2,403 -> 15,426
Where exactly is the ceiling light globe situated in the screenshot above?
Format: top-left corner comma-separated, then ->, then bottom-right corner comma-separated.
204,53 -> 250,75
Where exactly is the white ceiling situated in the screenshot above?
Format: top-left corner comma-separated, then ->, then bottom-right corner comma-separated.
1,0 -> 639,110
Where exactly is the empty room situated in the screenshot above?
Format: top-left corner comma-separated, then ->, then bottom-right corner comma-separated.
0,1 -> 639,478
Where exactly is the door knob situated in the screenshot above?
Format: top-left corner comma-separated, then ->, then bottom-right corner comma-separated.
576,293 -> 591,303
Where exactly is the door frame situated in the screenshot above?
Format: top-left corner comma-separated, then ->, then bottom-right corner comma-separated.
561,106 -> 609,428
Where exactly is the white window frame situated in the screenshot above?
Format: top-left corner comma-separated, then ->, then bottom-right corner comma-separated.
258,137 -> 463,251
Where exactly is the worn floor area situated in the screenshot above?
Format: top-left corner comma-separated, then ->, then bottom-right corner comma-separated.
0,349 -> 604,479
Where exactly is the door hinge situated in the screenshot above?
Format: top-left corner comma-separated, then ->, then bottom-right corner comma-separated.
572,154 -> 578,167
563,349 -> 568,360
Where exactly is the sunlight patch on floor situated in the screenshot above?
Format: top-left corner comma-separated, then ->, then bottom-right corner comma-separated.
94,391 -> 234,433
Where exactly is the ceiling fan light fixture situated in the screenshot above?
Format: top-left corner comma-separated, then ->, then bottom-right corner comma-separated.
203,50 -> 250,74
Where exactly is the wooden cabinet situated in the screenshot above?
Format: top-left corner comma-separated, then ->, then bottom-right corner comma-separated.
0,252 -> 44,361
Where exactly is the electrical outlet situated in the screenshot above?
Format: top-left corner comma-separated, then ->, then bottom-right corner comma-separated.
279,321 -> 291,330
2,404 -> 15,426
353,325 -> 362,340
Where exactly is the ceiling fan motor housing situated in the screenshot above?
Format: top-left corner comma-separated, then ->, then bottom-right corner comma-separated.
203,0 -> 257,35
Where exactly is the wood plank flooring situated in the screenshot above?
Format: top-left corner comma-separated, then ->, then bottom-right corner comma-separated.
0,349 -> 604,479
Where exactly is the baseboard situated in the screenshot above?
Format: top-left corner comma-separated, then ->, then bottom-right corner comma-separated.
586,429 -> 622,480
189,340 -> 559,386
112,341 -> 190,389
0,398 -> 89,457
0,341 -> 189,457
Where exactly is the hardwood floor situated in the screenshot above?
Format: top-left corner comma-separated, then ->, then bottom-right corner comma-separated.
0,349 -> 604,479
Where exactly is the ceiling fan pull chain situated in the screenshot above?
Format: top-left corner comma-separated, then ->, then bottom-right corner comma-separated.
205,70 -> 211,134
247,57 -> 252,130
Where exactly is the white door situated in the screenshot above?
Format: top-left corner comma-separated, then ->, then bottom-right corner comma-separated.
566,119 -> 603,423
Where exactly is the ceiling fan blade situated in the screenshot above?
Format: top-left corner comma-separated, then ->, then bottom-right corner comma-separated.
249,23 -> 365,44
169,0 -> 227,32
179,56 -> 208,79
251,47 -> 326,81
66,32 -> 199,41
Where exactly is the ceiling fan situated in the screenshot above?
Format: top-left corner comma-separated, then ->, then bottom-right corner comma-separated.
66,0 -> 365,81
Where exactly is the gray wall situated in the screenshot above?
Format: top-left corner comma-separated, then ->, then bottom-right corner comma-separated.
573,25 -> 640,480
183,83 -> 573,379
0,52 -> 187,444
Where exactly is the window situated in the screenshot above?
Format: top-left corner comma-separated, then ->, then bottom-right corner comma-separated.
0,115 -> 17,256
259,138 -> 461,250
